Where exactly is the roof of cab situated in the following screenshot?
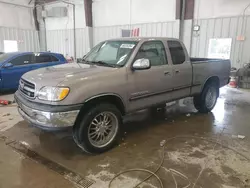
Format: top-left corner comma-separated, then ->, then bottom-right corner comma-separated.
4,52 -> 29,56
107,37 -> 179,41
4,51 -> 62,56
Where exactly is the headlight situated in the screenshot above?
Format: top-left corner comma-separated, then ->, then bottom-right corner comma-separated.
37,87 -> 70,101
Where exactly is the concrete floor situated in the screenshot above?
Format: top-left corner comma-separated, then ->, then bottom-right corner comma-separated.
0,139 -> 76,188
0,87 -> 250,188
0,93 -> 22,132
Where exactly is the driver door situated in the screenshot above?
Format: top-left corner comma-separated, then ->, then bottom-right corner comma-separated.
2,54 -> 33,89
127,41 -> 173,111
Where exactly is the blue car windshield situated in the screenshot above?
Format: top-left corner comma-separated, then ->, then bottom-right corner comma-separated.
0,53 -> 11,62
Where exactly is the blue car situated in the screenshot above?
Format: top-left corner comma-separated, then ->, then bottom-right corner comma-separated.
0,52 -> 67,90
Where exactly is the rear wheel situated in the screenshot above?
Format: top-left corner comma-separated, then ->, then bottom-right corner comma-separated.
73,103 -> 122,154
193,83 -> 218,113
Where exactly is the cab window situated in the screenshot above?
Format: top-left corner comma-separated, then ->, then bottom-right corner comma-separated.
35,54 -> 52,63
10,55 -> 32,66
168,41 -> 186,65
135,41 -> 167,66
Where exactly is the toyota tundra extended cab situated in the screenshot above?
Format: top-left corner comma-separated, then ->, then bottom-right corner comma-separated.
15,37 -> 231,154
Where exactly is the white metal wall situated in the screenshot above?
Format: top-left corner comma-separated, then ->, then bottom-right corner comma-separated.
46,21 -> 179,58
191,15 -> 250,68
0,27 -> 40,52
46,28 -> 90,58
93,21 -> 180,45
93,0 -> 176,27
0,1 -> 35,30
194,0 -> 250,19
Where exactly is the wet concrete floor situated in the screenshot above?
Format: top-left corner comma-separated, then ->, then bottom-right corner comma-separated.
0,138 -> 76,188
0,87 -> 250,188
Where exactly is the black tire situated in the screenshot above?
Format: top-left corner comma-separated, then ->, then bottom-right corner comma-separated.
193,83 -> 219,113
73,103 -> 122,154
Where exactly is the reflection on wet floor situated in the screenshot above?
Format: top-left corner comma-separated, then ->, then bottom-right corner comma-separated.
1,87 -> 250,188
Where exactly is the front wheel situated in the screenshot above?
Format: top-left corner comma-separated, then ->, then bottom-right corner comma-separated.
193,83 -> 218,113
73,103 -> 122,154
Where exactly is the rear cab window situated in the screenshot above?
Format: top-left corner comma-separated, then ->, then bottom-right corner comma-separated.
167,41 -> 186,65
51,55 -> 59,62
34,53 -> 52,63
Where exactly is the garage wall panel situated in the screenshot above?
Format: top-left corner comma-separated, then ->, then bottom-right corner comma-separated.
93,0 -> 176,27
231,17 -> 241,66
221,18 -> 231,37
93,21 -> 179,45
0,1 -> 35,30
198,19 -> 207,57
191,15 -> 250,68
242,17 -> 250,66
0,27 -> 40,52
93,25 -> 130,45
46,21 -> 180,58
194,0 -> 250,19
46,28 -> 89,58
45,0 -> 86,30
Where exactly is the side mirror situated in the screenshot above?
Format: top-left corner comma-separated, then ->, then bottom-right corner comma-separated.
132,58 -> 151,70
3,62 -> 13,68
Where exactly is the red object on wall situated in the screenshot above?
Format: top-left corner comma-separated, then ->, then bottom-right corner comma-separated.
131,28 -> 140,37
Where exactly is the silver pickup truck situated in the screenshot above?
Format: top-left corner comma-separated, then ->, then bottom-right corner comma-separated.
15,37 -> 230,154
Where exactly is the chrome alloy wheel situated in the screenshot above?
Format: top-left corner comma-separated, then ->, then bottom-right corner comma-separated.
205,87 -> 217,109
87,112 -> 118,148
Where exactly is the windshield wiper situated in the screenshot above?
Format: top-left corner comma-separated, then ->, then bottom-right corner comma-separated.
78,59 -> 118,68
89,61 -> 117,68
78,59 -> 93,65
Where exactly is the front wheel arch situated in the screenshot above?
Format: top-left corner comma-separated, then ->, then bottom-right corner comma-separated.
73,103 -> 122,154
74,94 -> 125,127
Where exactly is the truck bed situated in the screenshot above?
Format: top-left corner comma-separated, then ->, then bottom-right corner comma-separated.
190,57 -> 231,95
190,57 -> 227,63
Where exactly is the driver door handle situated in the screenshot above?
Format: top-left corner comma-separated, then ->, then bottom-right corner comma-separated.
164,71 -> 170,75
175,70 -> 180,74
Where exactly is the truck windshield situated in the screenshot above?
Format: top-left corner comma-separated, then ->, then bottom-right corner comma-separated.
82,41 -> 138,67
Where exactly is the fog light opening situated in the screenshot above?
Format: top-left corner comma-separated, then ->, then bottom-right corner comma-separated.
35,114 -> 48,124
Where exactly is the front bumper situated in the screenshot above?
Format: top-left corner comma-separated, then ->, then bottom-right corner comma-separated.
15,91 -> 82,130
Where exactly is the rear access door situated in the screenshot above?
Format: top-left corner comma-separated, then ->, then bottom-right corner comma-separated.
166,40 -> 192,99
31,53 -> 62,70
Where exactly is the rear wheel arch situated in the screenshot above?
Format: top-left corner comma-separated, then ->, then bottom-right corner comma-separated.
194,76 -> 220,113
202,76 -> 220,96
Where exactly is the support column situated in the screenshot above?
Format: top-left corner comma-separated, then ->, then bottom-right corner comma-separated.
84,0 -> 93,50
36,6 -> 47,51
176,0 -> 195,54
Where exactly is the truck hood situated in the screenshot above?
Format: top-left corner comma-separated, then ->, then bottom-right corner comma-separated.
22,63 -> 117,88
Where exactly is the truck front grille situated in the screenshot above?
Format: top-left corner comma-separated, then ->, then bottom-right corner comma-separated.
19,78 -> 35,98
